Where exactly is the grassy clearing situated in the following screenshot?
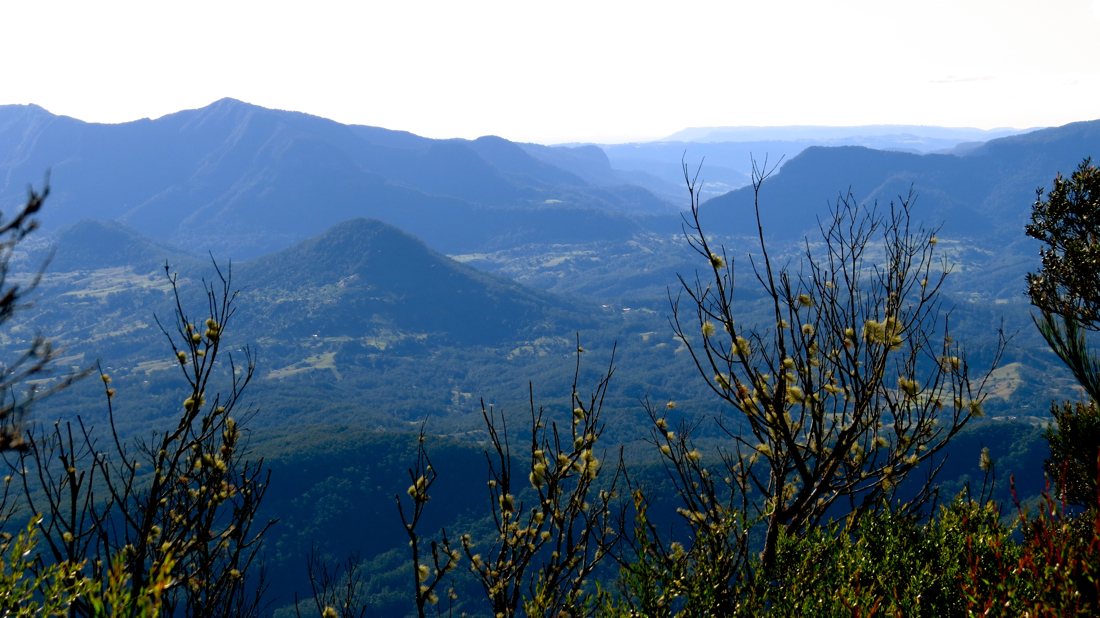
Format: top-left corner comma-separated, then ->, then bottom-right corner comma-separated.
266,351 -> 340,380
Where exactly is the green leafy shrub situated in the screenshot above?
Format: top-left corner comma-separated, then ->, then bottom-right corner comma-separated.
604,493 -> 1012,618
0,517 -> 92,616
0,516 -> 173,617
765,496 -> 1011,618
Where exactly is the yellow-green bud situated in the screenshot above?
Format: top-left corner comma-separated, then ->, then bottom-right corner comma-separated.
785,386 -> 804,404
968,400 -> 984,418
735,337 -> 751,356
979,447 -> 994,472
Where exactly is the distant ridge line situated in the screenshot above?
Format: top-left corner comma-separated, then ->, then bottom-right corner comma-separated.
662,124 -> 1040,144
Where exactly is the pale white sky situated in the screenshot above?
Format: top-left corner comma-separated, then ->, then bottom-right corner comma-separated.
1,0 -> 1098,142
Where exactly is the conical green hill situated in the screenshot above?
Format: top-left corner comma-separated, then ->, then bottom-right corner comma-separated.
38,219 -> 199,274
235,218 -> 596,345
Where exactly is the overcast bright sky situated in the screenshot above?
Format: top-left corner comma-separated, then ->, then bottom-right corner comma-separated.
1,0 -> 1098,142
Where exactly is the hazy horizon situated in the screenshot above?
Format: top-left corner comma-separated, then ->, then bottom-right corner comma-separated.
3,98 -> 1045,147
2,1 -> 1097,142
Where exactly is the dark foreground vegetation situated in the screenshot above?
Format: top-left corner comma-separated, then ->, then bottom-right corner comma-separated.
0,156 -> 1097,617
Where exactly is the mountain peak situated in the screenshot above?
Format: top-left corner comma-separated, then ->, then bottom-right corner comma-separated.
39,219 -> 198,273
0,103 -> 59,127
237,218 -> 592,344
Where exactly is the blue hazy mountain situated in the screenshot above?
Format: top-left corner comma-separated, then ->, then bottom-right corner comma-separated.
663,124 -> 1030,144
29,219 -> 202,274
5,98 -> 1099,291
588,125 -> 1039,203
697,119 -> 1100,242
0,99 -> 675,259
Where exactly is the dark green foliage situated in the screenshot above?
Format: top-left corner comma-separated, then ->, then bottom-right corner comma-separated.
1026,159 -> 1100,329
1044,401 -> 1100,508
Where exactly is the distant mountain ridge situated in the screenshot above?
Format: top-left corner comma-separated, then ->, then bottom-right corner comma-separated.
594,125 -> 1043,202
5,98 -> 1100,280
697,119 -> 1100,242
0,99 -> 675,259
663,124 -> 1033,144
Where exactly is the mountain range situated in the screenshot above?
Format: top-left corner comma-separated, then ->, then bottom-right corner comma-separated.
663,124 -> 1029,144
698,119 -> 1100,244
5,101 -> 1100,429
0,99 -> 673,259
4,99 -> 1096,268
